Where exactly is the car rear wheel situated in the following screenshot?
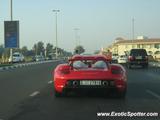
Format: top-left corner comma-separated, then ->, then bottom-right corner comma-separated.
142,64 -> 148,69
54,90 -> 63,97
127,63 -> 131,69
117,89 -> 126,98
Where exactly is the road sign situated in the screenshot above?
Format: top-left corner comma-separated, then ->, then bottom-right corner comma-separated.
4,21 -> 19,48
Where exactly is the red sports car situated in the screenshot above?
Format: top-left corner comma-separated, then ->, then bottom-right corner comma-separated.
53,55 -> 127,97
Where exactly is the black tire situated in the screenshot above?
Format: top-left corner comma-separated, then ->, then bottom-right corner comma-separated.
54,90 -> 62,97
117,89 -> 126,98
142,64 -> 148,69
127,63 -> 131,69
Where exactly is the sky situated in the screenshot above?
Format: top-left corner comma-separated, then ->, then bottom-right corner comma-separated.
1,0 -> 160,53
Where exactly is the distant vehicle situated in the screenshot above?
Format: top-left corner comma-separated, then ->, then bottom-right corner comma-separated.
148,55 -> 154,61
99,50 -> 112,62
9,52 -> 25,63
112,54 -> 119,63
118,55 -> 127,64
127,49 -> 148,68
45,57 -> 50,60
33,55 -> 45,62
53,55 -> 127,98
153,51 -> 160,61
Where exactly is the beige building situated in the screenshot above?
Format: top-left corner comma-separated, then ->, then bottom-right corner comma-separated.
108,38 -> 160,60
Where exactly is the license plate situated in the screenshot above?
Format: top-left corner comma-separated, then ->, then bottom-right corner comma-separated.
80,80 -> 101,86
136,56 -> 142,59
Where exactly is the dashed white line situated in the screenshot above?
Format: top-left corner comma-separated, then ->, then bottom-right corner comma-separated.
48,81 -> 53,84
29,91 -> 40,97
146,89 -> 160,100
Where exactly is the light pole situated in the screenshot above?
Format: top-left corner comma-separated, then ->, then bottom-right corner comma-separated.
10,0 -> 13,62
52,10 -> 60,59
132,18 -> 135,42
10,0 -> 13,21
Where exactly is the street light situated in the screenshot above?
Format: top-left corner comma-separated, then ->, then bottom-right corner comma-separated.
52,10 -> 60,59
10,0 -> 13,21
10,0 -> 13,62
132,18 -> 135,42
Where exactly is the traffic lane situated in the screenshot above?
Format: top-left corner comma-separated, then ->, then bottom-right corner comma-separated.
126,66 -> 160,96
7,67 -> 160,120
7,84 -> 160,120
0,60 -> 62,119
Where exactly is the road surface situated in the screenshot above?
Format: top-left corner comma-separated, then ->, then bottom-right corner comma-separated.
0,62 -> 160,120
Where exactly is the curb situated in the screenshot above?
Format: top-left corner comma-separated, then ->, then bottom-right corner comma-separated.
0,60 -> 61,72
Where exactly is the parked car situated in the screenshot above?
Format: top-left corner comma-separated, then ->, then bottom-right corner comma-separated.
112,54 -> 119,63
9,52 -> 25,63
118,55 -> 127,64
127,49 -> 148,68
153,51 -> 160,61
33,55 -> 45,62
148,55 -> 154,61
53,55 -> 127,98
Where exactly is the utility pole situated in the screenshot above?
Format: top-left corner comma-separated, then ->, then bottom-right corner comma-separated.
10,0 -> 13,21
132,18 -> 135,42
10,0 -> 13,63
52,10 -> 60,59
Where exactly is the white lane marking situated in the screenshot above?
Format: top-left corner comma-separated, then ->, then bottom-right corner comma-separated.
29,91 -> 40,97
48,81 -> 53,84
146,89 -> 160,100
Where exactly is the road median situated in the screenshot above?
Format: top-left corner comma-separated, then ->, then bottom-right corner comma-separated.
0,59 -> 61,71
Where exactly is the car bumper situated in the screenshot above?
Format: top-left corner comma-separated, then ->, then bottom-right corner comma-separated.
128,61 -> 148,65
118,60 -> 127,64
54,79 -> 127,93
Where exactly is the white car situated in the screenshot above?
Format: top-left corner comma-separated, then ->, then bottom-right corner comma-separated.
35,55 -> 45,61
9,52 -> 25,63
112,54 -> 119,63
118,55 -> 127,64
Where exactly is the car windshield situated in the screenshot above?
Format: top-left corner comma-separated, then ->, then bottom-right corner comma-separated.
119,55 -> 126,58
72,60 -> 88,69
13,54 -> 20,57
112,54 -> 118,56
92,61 -> 107,69
130,49 -> 147,56
72,60 -> 108,69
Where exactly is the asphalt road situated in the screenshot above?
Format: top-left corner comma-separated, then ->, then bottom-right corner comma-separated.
0,62 -> 160,120
0,60 -> 62,119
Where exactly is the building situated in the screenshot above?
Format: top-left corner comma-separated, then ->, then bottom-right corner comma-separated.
108,37 -> 160,60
